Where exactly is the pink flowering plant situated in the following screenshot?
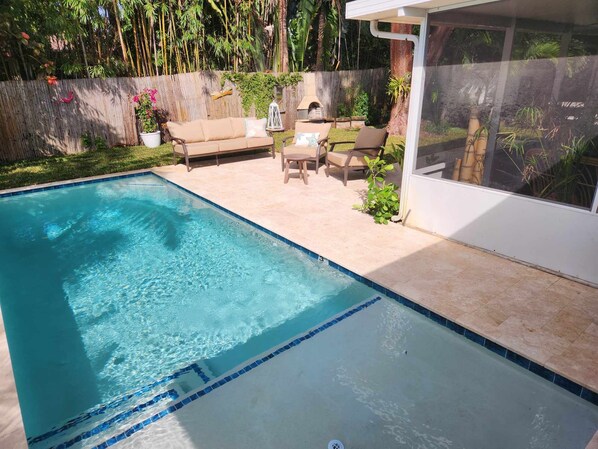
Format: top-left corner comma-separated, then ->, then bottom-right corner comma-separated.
132,88 -> 159,133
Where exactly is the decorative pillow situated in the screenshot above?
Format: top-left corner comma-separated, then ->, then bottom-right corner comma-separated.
245,118 -> 268,138
295,132 -> 320,147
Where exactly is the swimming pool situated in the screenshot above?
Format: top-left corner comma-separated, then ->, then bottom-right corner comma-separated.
0,173 -> 596,449
0,174 -> 376,439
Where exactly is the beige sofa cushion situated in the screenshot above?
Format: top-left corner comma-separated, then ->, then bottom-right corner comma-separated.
213,138 -> 248,153
293,122 -> 331,144
246,136 -> 274,149
327,151 -> 370,167
283,144 -> 324,159
202,118 -> 234,141
173,141 -> 219,156
167,119 -> 205,142
229,117 -> 247,138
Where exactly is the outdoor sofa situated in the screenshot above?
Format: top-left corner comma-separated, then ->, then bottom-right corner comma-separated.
166,117 -> 275,171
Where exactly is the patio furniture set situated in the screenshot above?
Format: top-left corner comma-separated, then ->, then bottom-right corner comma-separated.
166,117 -> 389,186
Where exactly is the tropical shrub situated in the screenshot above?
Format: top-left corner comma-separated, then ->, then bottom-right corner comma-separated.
354,156 -> 400,224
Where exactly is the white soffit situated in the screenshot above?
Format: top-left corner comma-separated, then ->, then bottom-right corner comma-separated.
346,0 -> 500,23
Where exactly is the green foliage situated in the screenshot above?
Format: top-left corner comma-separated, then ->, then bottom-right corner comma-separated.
500,104 -> 596,207
1,0 -> 374,81
221,72 -> 302,118
354,156 -> 400,224
81,133 -> 108,151
337,103 -> 350,118
387,73 -> 411,103
383,141 -> 405,166
81,132 -> 93,150
94,136 -> 108,152
352,90 -> 369,119
288,0 -> 318,71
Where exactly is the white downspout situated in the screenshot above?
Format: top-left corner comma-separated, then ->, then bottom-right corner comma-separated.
369,20 -> 419,47
369,17 -> 429,220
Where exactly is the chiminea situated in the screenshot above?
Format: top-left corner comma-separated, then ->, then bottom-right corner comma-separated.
297,73 -> 323,121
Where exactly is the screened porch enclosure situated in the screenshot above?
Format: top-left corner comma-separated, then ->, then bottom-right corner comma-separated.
416,0 -> 598,212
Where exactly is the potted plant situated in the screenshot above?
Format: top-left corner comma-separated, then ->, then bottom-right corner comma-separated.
132,88 -> 161,148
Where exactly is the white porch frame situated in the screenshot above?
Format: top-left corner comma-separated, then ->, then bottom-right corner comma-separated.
346,0 -> 598,284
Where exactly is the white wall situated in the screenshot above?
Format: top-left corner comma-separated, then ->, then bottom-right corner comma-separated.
406,175 -> 598,284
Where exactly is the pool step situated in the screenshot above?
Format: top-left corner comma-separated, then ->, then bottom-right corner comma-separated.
28,362 -> 212,449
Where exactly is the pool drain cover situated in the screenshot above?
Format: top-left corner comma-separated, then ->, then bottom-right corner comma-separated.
328,440 -> 344,449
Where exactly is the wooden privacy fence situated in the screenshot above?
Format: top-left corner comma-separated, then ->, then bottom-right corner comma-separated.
0,68 -> 388,162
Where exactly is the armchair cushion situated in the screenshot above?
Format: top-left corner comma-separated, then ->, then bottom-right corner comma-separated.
354,127 -> 388,150
327,151 -> 371,168
283,144 -> 323,159
293,122 -> 331,144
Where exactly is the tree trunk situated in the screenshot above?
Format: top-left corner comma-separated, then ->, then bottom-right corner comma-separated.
278,0 -> 289,72
112,0 -> 129,65
388,23 -> 413,136
426,26 -> 454,66
315,3 -> 325,71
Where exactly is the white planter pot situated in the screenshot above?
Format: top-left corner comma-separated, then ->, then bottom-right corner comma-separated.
140,131 -> 161,148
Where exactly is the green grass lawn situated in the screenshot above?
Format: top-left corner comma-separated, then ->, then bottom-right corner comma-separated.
0,128 -> 406,191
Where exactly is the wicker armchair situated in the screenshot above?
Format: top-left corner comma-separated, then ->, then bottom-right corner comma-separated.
325,127 -> 389,186
281,122 -> 332,174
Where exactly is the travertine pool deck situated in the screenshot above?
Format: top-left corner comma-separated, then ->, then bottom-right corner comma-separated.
153,154 -> 598,394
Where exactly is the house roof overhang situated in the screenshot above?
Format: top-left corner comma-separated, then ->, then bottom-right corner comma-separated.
346,0 -> 500,24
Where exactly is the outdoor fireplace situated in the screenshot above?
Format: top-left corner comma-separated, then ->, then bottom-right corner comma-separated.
297,73 -> 323,121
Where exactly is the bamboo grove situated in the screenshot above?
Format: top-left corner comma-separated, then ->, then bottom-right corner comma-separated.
0,0 -> 390,81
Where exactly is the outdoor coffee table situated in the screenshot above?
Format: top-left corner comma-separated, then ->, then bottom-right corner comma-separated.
283,154 -> 310,185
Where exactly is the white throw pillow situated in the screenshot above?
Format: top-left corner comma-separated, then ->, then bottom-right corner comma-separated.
245,118 -> 268,138
295,132 -> 320,147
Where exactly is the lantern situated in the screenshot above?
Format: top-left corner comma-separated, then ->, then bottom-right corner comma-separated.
267,100 -> 284,131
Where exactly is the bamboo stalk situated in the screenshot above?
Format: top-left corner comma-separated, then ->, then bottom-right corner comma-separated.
459,107 -> 481,183
471,128 -> 488,185
452,158 -> 462,181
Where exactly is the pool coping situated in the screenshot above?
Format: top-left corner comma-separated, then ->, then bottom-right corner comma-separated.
0,170 -> 596,448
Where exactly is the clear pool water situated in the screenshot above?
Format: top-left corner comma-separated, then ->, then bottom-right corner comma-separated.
0,175 -> 375,438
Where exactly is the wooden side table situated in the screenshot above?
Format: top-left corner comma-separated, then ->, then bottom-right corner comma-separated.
283,154 -> 310,185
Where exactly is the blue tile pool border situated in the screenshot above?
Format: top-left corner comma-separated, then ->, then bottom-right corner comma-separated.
51,389 -> 179,449
4,172 -> 596,447
91,296 -> 383,449
28,362 -> 210,445
155,173 -> 598,408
